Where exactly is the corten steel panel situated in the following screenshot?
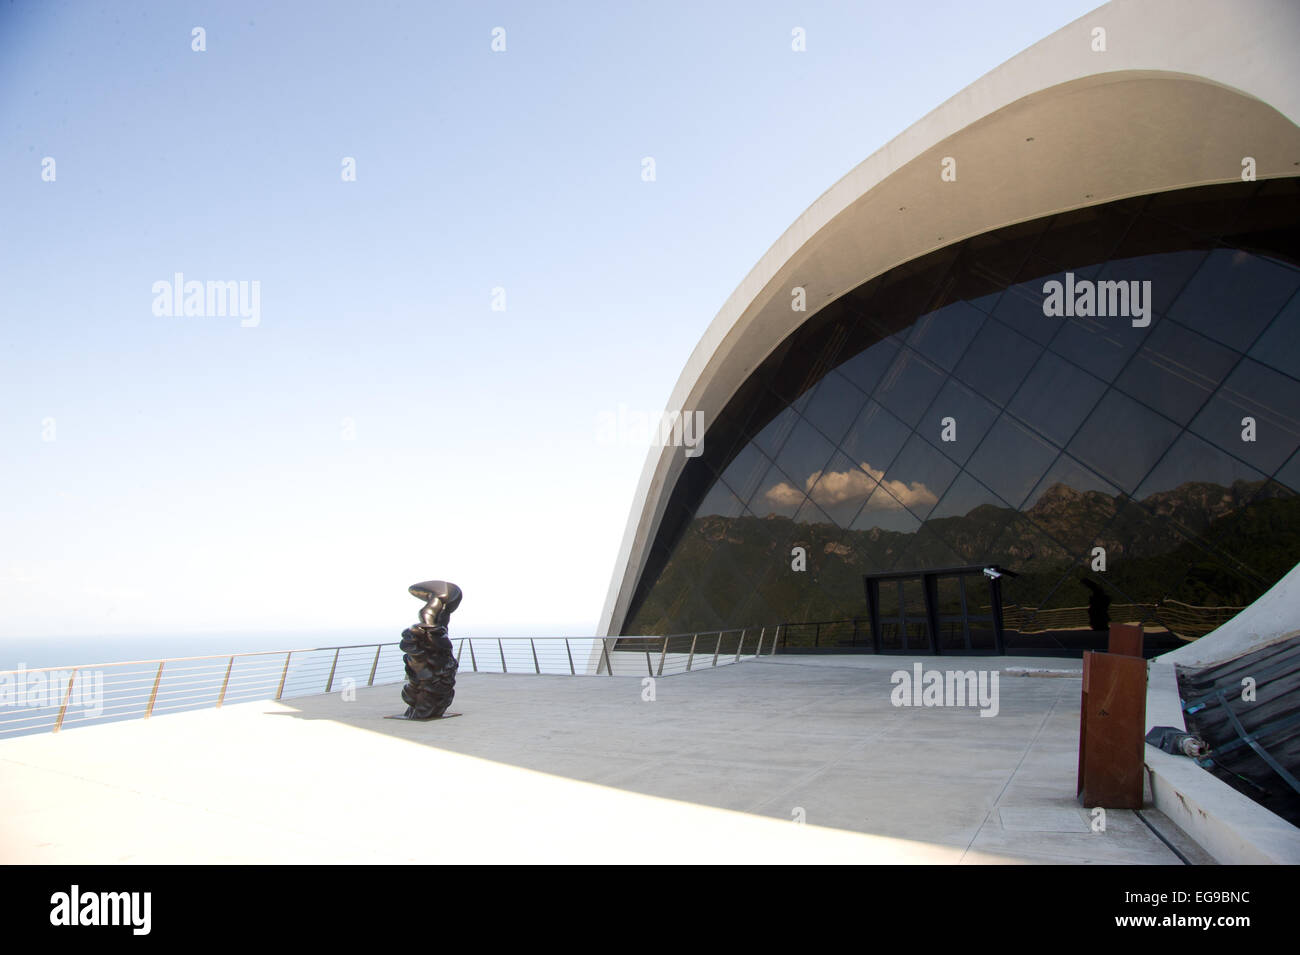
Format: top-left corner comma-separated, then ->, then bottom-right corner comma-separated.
1108,623 -> 1144,658
1077,651 -> 1148,809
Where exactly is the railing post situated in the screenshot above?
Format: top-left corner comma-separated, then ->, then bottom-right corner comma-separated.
468,639 -> 478,672
531,638 -> 540,674
646,648 -> 653,676
498,638 -> 507,673
325,647 -> 341,693
276,652 -> 291,700
771,624 -> 780,655
686,633 -> 699,671
217,656 -> 234,707
657,636 -> 669,677
601,639 -> 613,676
53,668 -> 77,733
455,640 -> 463,668
712,631 -> 723,667
736,628 -> 747,663
144,662 -> 164,718
369,645 -> 383,686
754,628 -> 764,657
564,638 -> 575,675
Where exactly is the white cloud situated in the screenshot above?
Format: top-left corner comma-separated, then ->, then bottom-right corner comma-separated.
764,462 -> 937,513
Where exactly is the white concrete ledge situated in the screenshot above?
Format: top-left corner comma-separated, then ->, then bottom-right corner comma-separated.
1144,661 -> 1300,864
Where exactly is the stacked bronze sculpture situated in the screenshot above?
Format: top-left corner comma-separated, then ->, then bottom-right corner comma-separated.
397,580 -> 461,720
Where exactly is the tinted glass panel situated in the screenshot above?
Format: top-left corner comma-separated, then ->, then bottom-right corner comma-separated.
1067,389 -> 1181,494
965,414 -> 1059,509
907,301 -> 985,370
1168,249 -> 1299,351
1114,318 -> 1236,426
930,377 -> 999,466
874,349 -> 945,428
1009,350 -> 1106,446
954,318 -> 1042,406
1187,359 -> 1300,475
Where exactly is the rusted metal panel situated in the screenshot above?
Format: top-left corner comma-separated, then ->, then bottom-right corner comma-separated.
1078,651 -> 1148,809
1108,622 -> 1144,658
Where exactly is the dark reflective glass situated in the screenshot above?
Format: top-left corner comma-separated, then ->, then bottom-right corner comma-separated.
1098,250 -> 1206,319
1093,495 -> 1236,633
696,479 -> 747,519
850,483 -> 922,537
1021,452 -> 1121,557
874,348 -> 945,428
1132,430 -> 1291,581
1008,350 -> 1106,446
792,495 -> 836,528
773,417 -> 838,500
880,433 -> 959,521
695,546 -> 754,625
1048,304 -> 1152,384
965,414 -> 1059,510
1067,389 -> 1181,494
877,582 -> 903,650
840,400 -> 911,477
1033,201 -> 1142,268
930,377 -> 999,465
1143,181 -> 1258,236
1135,430 -> 1267,503
1114,317 -> 1237,426
962,218 -> 1046,291
735,590 -> 779,633
1247,291 -> 1300,380
835,334 -> 901,396
1276,450 -> 1300,495
806,451 -> 878,529
1187,358 -> 1300,475
800,369 -> 869,445
907,301 -> 985,370
993,264 -> 1101,346
894,523 -> 964,571
1168,249 -> 1300,352
925,473 -> 1016,563
987,514 -> 1072,600
954,317 -> 1041,407
752,461 -> 804,519
751,402 -> 800,460
717,442 -> 774,506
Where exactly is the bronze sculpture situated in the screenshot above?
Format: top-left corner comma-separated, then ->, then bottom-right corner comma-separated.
397,580 -> 461,720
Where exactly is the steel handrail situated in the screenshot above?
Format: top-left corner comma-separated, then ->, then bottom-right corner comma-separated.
0,631 -> 778,738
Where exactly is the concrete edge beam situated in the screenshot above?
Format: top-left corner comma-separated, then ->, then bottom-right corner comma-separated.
1144,661 -> 1300,864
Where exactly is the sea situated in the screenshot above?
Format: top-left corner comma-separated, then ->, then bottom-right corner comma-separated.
0,623 -> 598,671
0,630 -> 397,670
0,626 -> 602,739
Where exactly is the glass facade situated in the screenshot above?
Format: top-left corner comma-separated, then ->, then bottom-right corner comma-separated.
623,179 -> 1300,651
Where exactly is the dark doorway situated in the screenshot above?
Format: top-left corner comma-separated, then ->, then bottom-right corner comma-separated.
863,565 -> 1017,654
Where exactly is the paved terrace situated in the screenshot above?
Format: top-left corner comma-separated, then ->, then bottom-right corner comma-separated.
0,655 -> 1210,864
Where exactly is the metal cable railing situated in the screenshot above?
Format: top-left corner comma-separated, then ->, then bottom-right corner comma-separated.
0,643 -> 409,740
603,626 -> 778,676
0,630 -> 777,739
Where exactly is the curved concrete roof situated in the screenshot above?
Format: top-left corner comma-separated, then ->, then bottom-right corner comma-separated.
601,0 -> 1300,637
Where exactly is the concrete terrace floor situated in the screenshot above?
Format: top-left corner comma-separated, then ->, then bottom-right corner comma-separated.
0,654 -> 1210,864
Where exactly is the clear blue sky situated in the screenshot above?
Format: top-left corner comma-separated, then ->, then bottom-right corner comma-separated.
0,0 -> 1099,643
